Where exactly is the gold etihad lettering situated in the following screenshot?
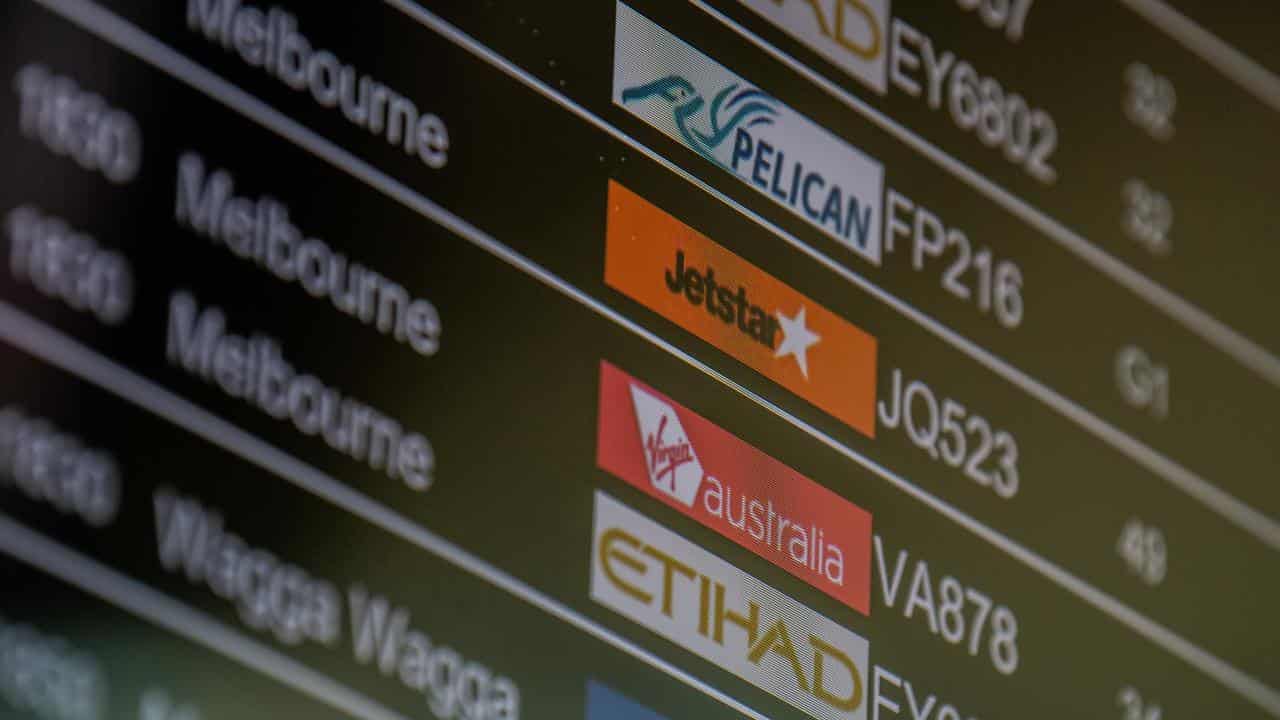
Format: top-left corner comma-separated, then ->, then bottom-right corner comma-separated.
599,526 -> 862,711
600,528 -> 652,606
812,634 -> 863,710
749,619 -> 810,693
772,0 -> 882,59
643,544 -> 697,618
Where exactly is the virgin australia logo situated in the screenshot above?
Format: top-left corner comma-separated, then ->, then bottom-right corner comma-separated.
646,415 -> 694,489
628,382 -> 704,507
621,76 -> 779,168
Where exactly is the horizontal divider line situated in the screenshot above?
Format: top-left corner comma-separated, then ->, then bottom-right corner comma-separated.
20,0 -> 1280,715
387,0 -> 1280,554
0,306 -> 776,720
689,0 -> 1280,390
1120,0 -> 1280,115
0,513 -> 413,720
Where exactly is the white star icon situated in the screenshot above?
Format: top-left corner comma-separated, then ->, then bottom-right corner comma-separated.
774,306 -> 821,379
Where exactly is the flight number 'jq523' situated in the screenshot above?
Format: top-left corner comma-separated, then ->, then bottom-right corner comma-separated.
878,368 -> 1020,499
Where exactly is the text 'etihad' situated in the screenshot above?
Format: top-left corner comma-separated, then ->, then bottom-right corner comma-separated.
591,492 -> 870,720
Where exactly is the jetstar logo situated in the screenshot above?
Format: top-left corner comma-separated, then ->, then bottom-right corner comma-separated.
733,0 -> 891,94
604,181 -> 878,437
665,249 -> 780,347
613,2 -> 885,264
598,361 -> 873,615
665,249 -> 822,378
590,492 -> 869,720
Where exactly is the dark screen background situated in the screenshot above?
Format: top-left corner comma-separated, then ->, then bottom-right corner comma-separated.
0,1 -> 1276,719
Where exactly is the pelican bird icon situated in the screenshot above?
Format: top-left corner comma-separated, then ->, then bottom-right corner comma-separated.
621,75 -> 779,167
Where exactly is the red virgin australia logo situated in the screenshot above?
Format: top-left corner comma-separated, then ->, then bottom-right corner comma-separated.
644,415 -> 696,494
629,383 -> 704,507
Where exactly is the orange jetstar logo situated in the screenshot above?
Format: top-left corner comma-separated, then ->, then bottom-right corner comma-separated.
605,180 -> 878,437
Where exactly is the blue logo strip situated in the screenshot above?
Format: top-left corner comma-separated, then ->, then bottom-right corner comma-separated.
586,679 -> 671,720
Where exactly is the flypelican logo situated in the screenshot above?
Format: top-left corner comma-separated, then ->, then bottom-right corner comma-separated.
620,78 -> 779,168
590,492 -> 870,720
733,0 -> 891,94
613,2 -> 885,265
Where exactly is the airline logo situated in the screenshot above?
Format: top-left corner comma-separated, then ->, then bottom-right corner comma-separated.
585,680 -> 668,720
612,1 -> 885,264
597,360 -> 873,615
604,181 -> 878,438
591,492 -> 870,720
734,0 -> 891,94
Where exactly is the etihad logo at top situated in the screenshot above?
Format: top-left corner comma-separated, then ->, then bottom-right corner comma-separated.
605,181 -> 877,438
612,2 -> 885,264
735,0 -> 891,94
597,360 -> 874,614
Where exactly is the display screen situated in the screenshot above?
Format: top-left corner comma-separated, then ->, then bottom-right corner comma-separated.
1,1 -> 1277,718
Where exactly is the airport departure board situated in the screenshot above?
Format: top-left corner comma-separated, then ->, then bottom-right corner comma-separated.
0,1 -> 1278,718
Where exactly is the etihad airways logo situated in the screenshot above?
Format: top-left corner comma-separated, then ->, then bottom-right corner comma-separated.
613,2 -> 885,264
597,361 -> 873,614
734,0 -> 891,94
591,492 -> 869,720
604,181 -> 877,437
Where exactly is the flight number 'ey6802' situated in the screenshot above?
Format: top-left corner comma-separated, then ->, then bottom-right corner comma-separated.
890,19 -> 1059,183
